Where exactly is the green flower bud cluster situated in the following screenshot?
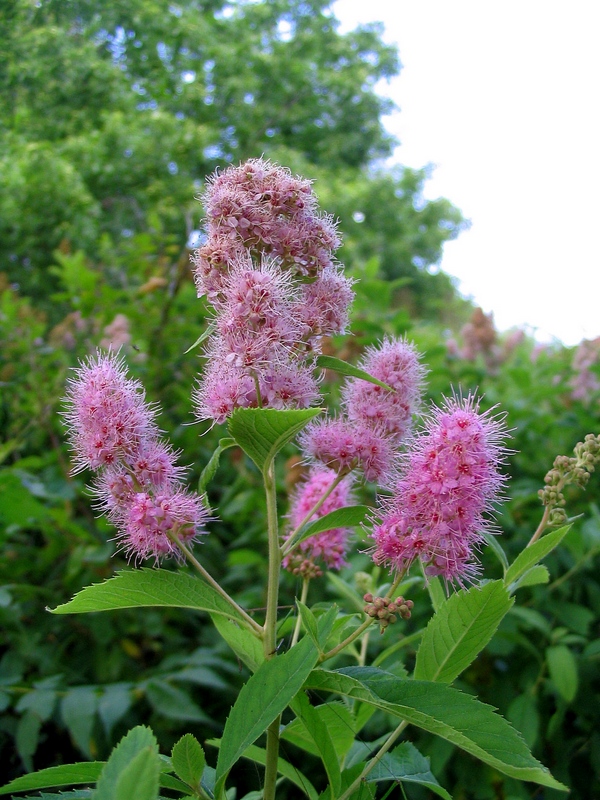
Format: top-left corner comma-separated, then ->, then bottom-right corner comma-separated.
363,593 -> 414,632
539,434 -> 600,525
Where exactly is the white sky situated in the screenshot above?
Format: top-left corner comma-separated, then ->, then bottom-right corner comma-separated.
333,0 -> 600,345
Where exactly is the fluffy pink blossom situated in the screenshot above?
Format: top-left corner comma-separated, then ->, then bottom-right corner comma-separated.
300,417 -> 396,484
371,394 -> 507,585
64,351 -> 209,562
283,469 -> 354,572
63,351 -> 157,472
293,267 -> 355,344
343,338 -> 425,441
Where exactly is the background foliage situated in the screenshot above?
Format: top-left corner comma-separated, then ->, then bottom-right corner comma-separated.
1,1 -> 599,798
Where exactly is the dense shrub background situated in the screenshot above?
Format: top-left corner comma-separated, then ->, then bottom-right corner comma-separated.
1,1 -> 599,797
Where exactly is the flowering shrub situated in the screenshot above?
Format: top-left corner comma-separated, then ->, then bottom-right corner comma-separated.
2,159 -> 598,800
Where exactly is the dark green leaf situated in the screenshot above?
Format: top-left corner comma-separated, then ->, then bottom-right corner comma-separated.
283,700 -> 355,763
290,692 -> 342,796
414,580 -> 514,683
215,637 -> 319,795
289,505 -> 370,551
546,645 -> 578,702
61,687 -> 99,758
171,733 -> 206,789
98,683 -> 133,738
507,694 -> 540,749
227,407 -> 322,472
306,667 -> 567,791
315,355 -> 394,391
145,680 -> 208,722
365,741 -> 452,800
0,763 -> 104,796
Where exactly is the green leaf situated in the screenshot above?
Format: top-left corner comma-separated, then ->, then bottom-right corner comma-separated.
546,645 -> 578,702
171,733 -> 206,789
425,575 -> 446,612
289,505 -> 370,551
283,700 -> 356,763
365,741 -> 452,800
94,726 -> 158,800
211,614 -> 264,672
184,320 -> 217,354
296,601 -> 320,649
61,687 -> 99,758
0,763 -> 104,796
290,692 -> 342,797
414,580 -> 514,683
227,407 -> 322,472
315,355 -> 394,391
482,531 -> 509,572
215,637 -> 319,796
145,680 -> 208,722
305,667 -> 567,791
114,747 -> 161,800
16,711 -> 42,773
511,564 -> 550,590
507,693 -> 540,749
504,525 -> 571,588
97,683 -> 133,738
198,438 -> 236,495
49,568 -> 251,627
206,740 -> 319,800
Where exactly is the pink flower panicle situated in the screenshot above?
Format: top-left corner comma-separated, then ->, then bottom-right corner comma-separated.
283,468 -> 354,575
300,417 -> 396,485
371,393 -> 508,585
343,337 -> 426,441
192,158 -> 353,424
64,351 -> 208,563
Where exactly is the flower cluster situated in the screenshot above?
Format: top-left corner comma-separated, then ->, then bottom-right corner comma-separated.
300,337 -> 425,484
371,394 -> 507,585
63,352 -> 208,562
192,159 -> 354,424
282,468 -> 354,576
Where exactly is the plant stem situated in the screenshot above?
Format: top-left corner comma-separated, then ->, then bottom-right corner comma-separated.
170,533 -> 263,636
262,459 -> 282,800
527,506 -> 551,546
281,470 -> 349,557
291,576 -> 311,647
320,616 -> 375,663
336,719 -> 409,800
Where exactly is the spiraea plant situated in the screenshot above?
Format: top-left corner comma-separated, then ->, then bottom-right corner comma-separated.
4,158 -> 593,800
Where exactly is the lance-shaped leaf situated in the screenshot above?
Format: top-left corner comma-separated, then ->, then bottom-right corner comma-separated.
365,741 -> 452,800
198,437 -> 236,494
316,355 -> 394,391
49,569 -> 250,627
0,764 -> 104,796
504,525 -> 571,588
171,733 -> 206,790
215,637 -> 319,796
414,580 -> 514,683
286,505 -> 370,552
305,667 -> 567,791
184,320 -> 217,354
228,407 -> 322,472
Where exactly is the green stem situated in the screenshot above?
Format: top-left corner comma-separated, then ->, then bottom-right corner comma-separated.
527,506 -> 551,547
262,460 -> 282,800
281,470 -> 349,557
169,533 -> 263,637
291,576 -> 311,648
336,719 -> 409,800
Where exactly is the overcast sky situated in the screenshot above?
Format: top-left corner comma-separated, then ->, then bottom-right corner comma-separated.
333,0 -> 600,345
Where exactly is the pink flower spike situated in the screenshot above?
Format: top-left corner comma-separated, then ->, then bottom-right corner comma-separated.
371,393 -> 508,586
343,337 -> 426,442
283,468 -> 354,572
63,351 -> 157,473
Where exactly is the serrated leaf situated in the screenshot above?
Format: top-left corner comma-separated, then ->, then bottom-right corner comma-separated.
297,601 -> 320,649
114,746 -> 161,800
365,741 -> 452,800
290,692 -> 342,796
305,667 -> 567,791
283,701 -> 356,763
24,792 -> 93,799
172,733 -> 205,789
61,687 -> 98,758
94,726 -> 158,800
512,564 -> 550,590
414,580 -> 514,683
198,438 -> 236,494
0,763 -> 104,796
227,407 -> 321,472
206,741 -> 319,800
546,645 -> 578,702
505,525 -> 571,588
49,569 -> 251,627
145,680 -> 208,722
215,637 -> 319,796
211,614 -> 264,672
315,355 -> 394,391
288,505 -> 370,551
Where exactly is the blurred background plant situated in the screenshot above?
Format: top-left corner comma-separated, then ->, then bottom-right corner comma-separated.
1,1 -> 598,797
